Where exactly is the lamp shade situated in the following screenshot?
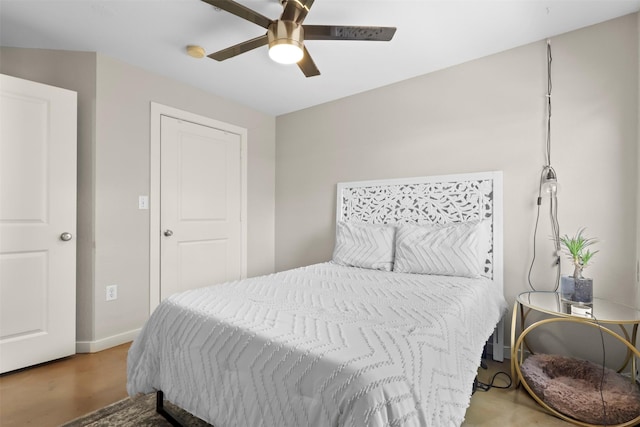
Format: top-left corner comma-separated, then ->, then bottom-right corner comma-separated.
267,20 -> 304,64
269,43 -> 303,64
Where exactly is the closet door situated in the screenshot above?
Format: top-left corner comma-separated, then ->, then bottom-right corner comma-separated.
0,74 -> 77,373
159,115 -> 242,299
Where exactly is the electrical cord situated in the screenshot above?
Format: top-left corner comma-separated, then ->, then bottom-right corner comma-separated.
591,311 -> 608,426
528,40 -> 561,292
472,343 -> 513,395
527,187 -> 542,291
545,40 -> 553,166
550,190 -> 561,289
472,343 -> 512,394
473,371 -> 512,393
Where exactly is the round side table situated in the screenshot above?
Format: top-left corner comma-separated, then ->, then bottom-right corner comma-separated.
511,291 -> 640,427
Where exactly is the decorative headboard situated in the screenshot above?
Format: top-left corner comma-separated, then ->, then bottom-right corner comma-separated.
335,171 -> 503,291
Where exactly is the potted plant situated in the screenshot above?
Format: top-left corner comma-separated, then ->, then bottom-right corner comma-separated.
559,227 -> 598,303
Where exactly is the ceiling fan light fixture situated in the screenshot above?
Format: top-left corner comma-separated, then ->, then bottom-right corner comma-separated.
268,20 -> 304,64
269,43 -> 303,64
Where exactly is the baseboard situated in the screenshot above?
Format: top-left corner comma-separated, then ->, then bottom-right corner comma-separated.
76,328 -> 141,353
503,345 -> 512,360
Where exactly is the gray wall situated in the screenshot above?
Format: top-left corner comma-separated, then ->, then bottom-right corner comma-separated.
275,15 -> 639,363
93,55 -> 276,341
1,48 -> 276,346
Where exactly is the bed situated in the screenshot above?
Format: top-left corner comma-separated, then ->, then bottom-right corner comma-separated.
127,171 -> 508,427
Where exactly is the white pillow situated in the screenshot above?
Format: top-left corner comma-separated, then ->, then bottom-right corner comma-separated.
393,220 -> 490,278
332,221 -> 396,271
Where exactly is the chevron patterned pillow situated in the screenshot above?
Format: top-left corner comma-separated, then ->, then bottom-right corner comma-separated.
332,221 -> 396,271
393,220 -> 489,278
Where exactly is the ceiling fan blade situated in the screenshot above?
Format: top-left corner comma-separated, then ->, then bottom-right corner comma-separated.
201,0 -> 273,29
304,25 -> 396,41
281,0 -> 315,23
208,34 -> 269,61
297,47 -> 320,77
295,0 -> 314,24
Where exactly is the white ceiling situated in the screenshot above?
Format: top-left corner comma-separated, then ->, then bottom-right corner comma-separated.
2,0 -> 639,116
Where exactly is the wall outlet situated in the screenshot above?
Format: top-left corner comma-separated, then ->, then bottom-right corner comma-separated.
106,285 -> 118,301
138,195 -> 149,210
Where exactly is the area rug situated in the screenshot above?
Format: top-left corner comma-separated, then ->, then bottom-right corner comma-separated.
61,393 -> 212,427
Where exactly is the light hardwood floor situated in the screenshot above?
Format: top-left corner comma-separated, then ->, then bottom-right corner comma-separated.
0,344 -> 571,427
0,343 -> 130,427
464,360 -> 572,427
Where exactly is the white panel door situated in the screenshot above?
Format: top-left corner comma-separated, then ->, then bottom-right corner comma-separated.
160,116 -> 242,299
0,74 -> 77,374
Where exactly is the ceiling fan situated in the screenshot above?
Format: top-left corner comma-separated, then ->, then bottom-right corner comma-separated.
200,0 -> 397,77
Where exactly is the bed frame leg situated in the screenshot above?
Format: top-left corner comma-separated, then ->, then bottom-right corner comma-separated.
156,390 -> 184,427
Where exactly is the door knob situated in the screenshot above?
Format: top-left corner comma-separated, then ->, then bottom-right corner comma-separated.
164,229 -> 173,237
60,232 -> 73,241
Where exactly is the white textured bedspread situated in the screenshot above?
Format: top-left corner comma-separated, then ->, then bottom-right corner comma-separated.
127,263 -> 507,427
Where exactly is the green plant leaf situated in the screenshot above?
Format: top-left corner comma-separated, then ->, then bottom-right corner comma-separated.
559,227 -> 598,270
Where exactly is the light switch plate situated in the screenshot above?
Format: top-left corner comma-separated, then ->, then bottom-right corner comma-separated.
138,195 -> 149,210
